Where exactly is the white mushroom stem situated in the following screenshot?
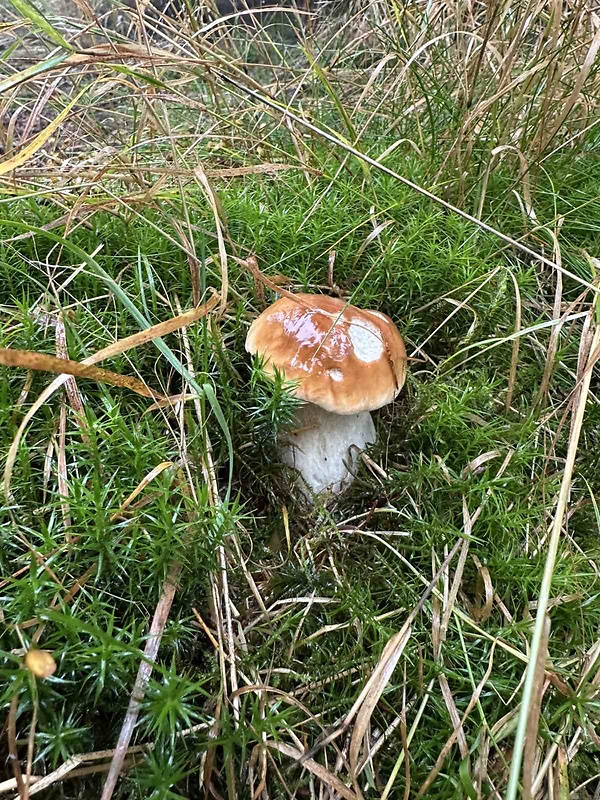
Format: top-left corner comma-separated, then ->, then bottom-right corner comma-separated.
279,403 -> 376,496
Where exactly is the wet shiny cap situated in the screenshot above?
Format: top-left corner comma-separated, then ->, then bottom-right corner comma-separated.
245,294 -> 407,414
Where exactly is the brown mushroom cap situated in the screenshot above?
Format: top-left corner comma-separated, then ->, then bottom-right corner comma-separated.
245,294 -> 407,414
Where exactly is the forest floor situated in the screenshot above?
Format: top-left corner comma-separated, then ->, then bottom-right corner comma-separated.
1,2 -> 600,798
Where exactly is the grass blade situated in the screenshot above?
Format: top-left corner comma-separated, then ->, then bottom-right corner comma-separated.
0,52 -> 71,94
349,625 -> 412,778
0,348 -> 164,399
0,88 -> 87,175
266,741 -> 359,800
7,0 -> 72,50
0,220 -> 234,504
302,46 -> 370,179
505,316 -> 600,800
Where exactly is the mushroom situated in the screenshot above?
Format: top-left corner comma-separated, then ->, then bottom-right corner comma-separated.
245,293 -> 407,496
24,648 -> 57,679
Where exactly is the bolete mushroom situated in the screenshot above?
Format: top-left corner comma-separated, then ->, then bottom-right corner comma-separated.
245,293 -> 407,496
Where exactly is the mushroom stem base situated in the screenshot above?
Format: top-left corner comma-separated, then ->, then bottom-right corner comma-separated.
279,403 -> 376,496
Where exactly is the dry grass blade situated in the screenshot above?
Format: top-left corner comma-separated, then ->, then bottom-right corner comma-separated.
56,395 -> 71,540
301,539 -> 463,764
145,393 -> 200,412
536,228 -> 564,407
6,377 -> 83,501
355,714 -> 403,779
285,117 -> 313,187
411,268 -> 501,360
194,167 -> 229,315
523,616 -> 551,800
0,349 -> 165,400
477,146 -> 534,223
506,270 -> 522,410
191,607 -> 220,652
506,314 -> 600,800
349,624 -> 412,778
471,555 -> 494,623
400,665 -> 410,800
100,559 -> 181,800
442,310 -> 589,374
24,685 -> 38,797
218,543 -> 240,725
555,744 -> 570,799
265,741 -> 359,800
416,643 -> 496,799
438,674 -> 468,759
55,316 -> 87,429
3,295 -> 218,499
351,219 -> 395,270
83,292 -> 220,362
109,461 -> 175,521
5,741 -> 182,797
440,530 -> 470,647
380,679 -> 437,800
7,693 -> 24,800
12,369 -> 33,417
54,320 -> 75,541
0,89 -> 87,176
461,451 -> 501,479
539,24 -> 600,152
207,163 -> 299,178
0,778 -> 40,795
233,255 -> 300,304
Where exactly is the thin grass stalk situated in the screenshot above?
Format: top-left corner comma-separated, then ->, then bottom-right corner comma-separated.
505,270 -> 522,411
8,685 -> 25,800
505,315 -> 600,800
100,559 -> 181,800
